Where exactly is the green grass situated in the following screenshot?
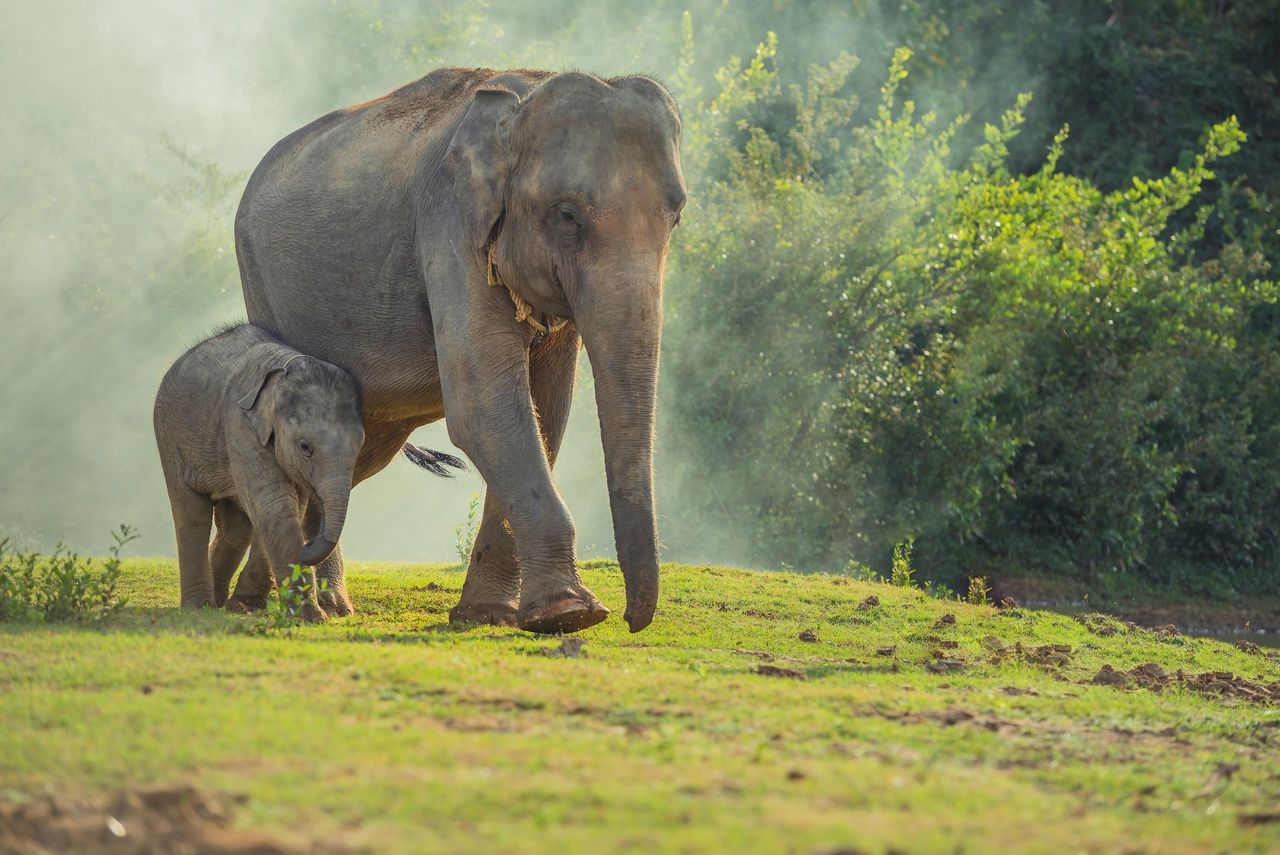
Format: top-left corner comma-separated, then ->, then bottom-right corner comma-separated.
2,559 -> 1278,853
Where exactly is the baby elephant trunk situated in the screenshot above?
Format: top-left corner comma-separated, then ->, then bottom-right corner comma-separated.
297,476 -> 351,566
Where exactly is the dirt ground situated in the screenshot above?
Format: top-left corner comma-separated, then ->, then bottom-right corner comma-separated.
0,785 -> 336,855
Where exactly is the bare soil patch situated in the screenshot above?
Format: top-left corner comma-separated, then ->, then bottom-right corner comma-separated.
0,785 -> 335,854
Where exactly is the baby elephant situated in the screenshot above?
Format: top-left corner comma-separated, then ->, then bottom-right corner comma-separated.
154,324 -> 363,622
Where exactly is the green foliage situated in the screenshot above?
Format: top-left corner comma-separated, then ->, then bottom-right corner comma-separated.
0,525 -> 137,622
889,538 -> 916,588
454,492 -> 481,565
665,29 -> 1280,596
263,564 -> 326,631
966,576 -> 992,607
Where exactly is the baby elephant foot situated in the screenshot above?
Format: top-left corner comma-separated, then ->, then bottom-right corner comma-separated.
517,586 -> 610,635
449,599 -> 519,627
318,588 -> 354,618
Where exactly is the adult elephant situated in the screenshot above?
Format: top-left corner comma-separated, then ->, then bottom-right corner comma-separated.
232,68 -> 685,634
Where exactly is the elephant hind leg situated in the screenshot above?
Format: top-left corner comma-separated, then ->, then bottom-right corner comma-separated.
167,485 -> 215,609
226,543 -> 271,613
210,501 -> 253,607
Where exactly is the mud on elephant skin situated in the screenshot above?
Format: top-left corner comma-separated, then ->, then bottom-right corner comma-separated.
154,324 -> 366,623
235,68 -> 685,633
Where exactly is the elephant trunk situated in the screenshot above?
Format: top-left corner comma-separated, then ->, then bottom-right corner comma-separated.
298,475 -> 351,567
574,269 -> 663,633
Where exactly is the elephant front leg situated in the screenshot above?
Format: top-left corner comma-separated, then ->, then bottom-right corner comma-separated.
240,486 -> 327,623
440,330 -> 605,634
451,326 -> 582,628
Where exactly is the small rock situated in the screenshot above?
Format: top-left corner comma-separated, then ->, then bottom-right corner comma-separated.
934,613 -> 956,628
858,595 -> 880,610
876,646 -> 896,656
1153,624 -> 1179,638
798,629 -> 819,643
996,596 -> 1019,610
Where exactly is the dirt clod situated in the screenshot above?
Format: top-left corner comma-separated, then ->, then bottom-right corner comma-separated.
798,629 -> 819,643
1179,670 -> 1280,704
875,646 -> 896,656
1077,612 -> 1126,637
981,635 -> 1009,656
1152,624 -> 1179,638
934,613 -> 956,628
1092,665 -> 1129,687
858,595 -> 880,610
1234,640 -> 1263,655
756,664 -> 807,680
0,785 -> 322,854
996,596 -> 1019,610
927,658 -> 964,674
1017,642 -> 1073,668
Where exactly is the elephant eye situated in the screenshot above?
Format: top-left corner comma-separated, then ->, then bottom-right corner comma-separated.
552,203 -> 582,238
299,440 -> 314,458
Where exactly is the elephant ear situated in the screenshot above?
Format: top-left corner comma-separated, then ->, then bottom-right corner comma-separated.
236,368 -> 284,447
446,87 -> 520,248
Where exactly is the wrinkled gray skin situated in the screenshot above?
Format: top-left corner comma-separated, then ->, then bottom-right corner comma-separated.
153,325 -> 365,622
235,68 -> 685,633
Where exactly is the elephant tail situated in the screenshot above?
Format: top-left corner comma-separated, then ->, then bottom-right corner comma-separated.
402,443 -> 467,478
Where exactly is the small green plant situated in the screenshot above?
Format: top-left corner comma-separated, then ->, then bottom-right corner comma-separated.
455,491 -> 481,564
967,575 -> 992,606
0,525 -> 137,622
842,560 -> 883,584
889,539 -> 916,589
263,564 -> 325,631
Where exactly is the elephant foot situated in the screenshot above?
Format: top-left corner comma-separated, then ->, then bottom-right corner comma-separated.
302,602 -> 329,624
225,594 -> 268,614
449,600 -> 519,627
517,591 -> 610,635
319,588 -> 355,618
180,597 -> 215,609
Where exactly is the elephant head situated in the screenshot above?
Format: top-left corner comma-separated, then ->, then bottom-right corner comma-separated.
238,358 -> 366,567
448,73 -> 685,631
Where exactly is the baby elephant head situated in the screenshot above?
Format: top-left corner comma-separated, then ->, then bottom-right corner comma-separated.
238,358 -> 365,566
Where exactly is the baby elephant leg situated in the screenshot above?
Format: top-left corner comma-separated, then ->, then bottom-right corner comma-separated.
226,543 -> 272,613
210,501 -> 254,607
168,484 -> 215,608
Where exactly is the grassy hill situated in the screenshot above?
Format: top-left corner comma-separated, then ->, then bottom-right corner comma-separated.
1,559 -> 1278,853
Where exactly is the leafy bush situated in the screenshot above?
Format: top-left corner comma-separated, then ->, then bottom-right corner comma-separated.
0,525 -> 137,622
663,31 -> 1279,596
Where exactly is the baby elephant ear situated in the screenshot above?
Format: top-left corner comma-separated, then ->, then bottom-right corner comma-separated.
237,368 -> 283,447
446,87 -> 520,248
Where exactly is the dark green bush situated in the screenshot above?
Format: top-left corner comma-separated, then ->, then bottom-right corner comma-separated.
663,35 -> 1279,595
